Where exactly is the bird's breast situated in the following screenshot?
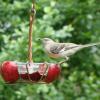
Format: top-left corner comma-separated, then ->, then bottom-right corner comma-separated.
48,53 -> 60,58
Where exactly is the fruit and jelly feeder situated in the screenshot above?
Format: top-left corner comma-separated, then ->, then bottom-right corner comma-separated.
0,1 -> 61,84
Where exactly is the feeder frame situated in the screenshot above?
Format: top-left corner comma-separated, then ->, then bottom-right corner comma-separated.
4,0 -> 49,84
1,0 -> 62,84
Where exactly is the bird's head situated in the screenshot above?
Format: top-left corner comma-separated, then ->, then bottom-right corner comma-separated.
41,38 -> 54,45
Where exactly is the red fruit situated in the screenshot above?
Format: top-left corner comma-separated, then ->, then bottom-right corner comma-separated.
44,64 -> 61,83
20,72 -> 42,81
20,73 -> 29,80
0,61 -> 19,83
20,63 -> 46,82
29,72 -> 42,81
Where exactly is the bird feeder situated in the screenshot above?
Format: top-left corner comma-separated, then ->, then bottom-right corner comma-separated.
0,1 -> 61,84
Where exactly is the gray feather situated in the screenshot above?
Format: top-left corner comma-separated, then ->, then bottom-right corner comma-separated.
50,44 -> 65,54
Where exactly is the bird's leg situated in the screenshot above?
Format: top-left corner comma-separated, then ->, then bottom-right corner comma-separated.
65,56 -> 69,61
44,61 -> 48,65
59,56 -> 69,65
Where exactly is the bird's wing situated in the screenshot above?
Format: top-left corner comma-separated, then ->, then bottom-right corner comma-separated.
59,43 -> 79,53
50,43 -> 65,54
65,43 -> 79,50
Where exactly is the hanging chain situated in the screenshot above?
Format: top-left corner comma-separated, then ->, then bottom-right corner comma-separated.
28,1 -> 36,63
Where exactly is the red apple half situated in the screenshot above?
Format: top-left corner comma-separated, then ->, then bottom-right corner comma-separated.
44,64 -> 61,83
0,61 -> 19,83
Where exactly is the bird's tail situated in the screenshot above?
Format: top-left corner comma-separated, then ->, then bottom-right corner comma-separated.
82,42 -> 100,48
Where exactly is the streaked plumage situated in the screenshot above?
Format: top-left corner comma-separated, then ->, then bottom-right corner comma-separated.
42,38 -> 100,59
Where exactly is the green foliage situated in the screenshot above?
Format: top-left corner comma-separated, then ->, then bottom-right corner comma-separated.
0,0 -> 100,100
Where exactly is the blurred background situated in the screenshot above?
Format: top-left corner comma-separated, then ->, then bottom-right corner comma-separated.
0,0 -> 100,100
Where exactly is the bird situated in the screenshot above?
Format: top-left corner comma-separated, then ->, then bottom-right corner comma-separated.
41,38 -> 100,61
